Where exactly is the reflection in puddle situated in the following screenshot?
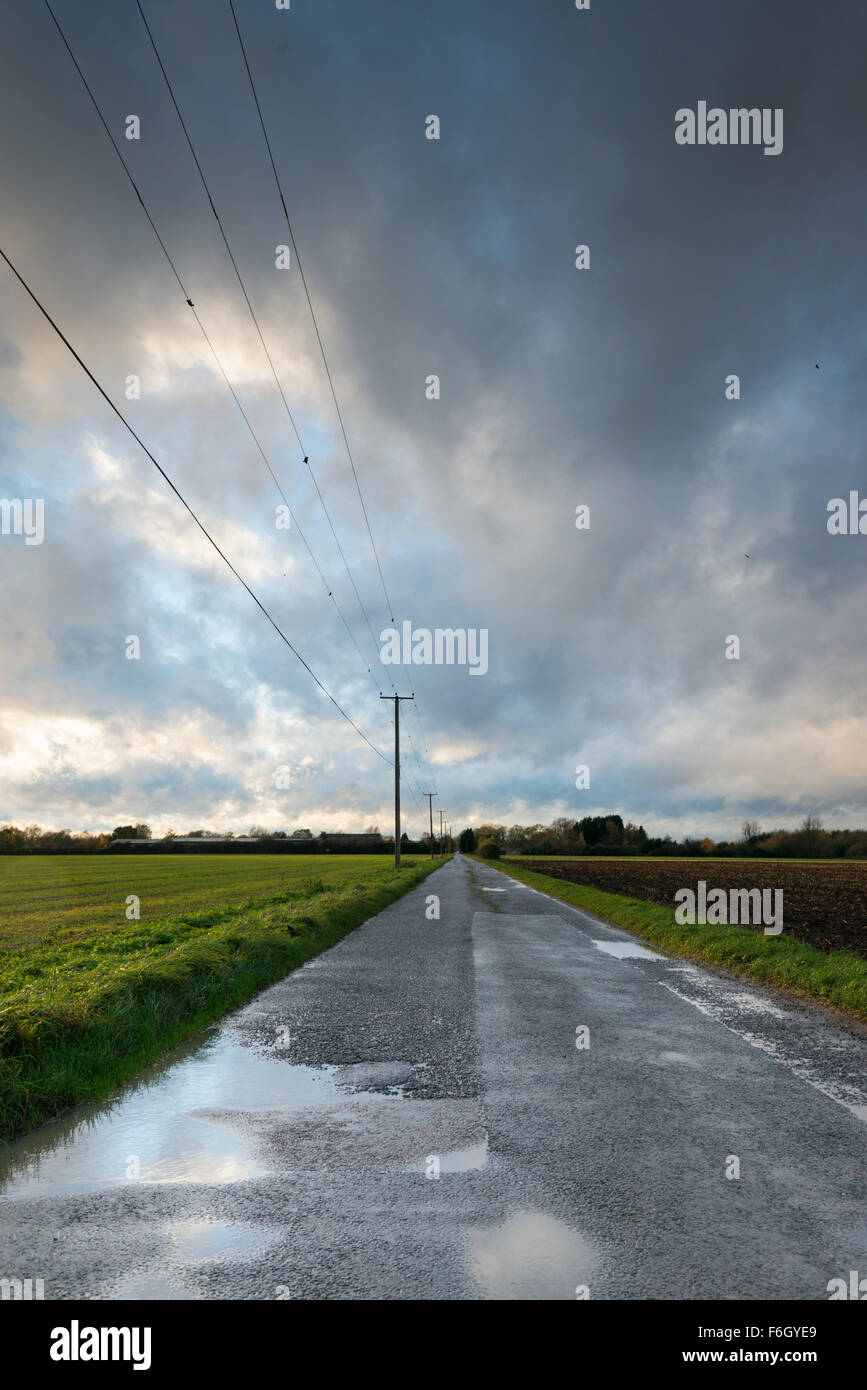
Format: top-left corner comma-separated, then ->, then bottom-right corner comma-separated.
170,1218 -> 282,1262
195,1096 -> 486,1173
96,1220 -> 283,1301
106,1271 -> 196,1302
592,939 -> 662,961
0,1027 -> 355,1200
657,1050 -> 699,1067
0,1021 -> 485,1198
438,1139 -> 488,1173
407,1136 -> 489,1174
468,1209 -> 596,1299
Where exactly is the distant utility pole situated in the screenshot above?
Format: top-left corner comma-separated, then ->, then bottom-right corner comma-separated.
424,792 -> 437,859
438,809 -> 444,856
380,693 -> 414,868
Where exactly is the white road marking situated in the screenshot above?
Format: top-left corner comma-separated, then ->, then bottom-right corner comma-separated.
658,979 -> 867,1124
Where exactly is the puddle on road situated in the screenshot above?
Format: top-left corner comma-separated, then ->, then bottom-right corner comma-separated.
0,1023 -> 486,1199
196,1095 -> 487,1173
656,1050 -> 701,1068
0,1027 -> 374,1201
406,1136 -> 489,1175
106,1271 -> 196,1301
95,1220 -> 284,1301
467,1209 -> 596,1299
592,939 -> 663,961
170,1217 -> 283,1262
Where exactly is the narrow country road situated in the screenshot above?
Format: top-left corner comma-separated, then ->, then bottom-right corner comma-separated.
1,854 -> 864,1300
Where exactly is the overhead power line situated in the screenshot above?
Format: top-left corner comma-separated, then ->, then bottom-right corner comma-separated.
134,0 -> 384,665
226,0 -> 444,800
41,0 -> 383,697
136,0 -> 434,809
228,0 -> 396,628
41,0 -> 437,813
0,243 -> 391,766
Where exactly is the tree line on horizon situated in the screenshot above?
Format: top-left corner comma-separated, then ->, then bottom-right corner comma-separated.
0,823 -> 447,855
2,813 -> 864,859
460,813 -> 867,860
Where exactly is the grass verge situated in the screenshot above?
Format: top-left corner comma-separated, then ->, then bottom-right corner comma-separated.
0,858 -> 441,1142
476,857 -> 867,1023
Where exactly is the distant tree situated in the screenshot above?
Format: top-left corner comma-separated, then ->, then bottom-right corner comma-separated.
291,828 -> 313,839
477,839 -> 501,859
458,827 -> 476,852
109,817 -> 151,839
604,816 -> 624,846
576,816 -> 600,845
645,834 -> 675,855
741,819 -> 760,843
576,815 -> 623,847
800,815 -> 823,855
550,817 -> 578,847
0,824 -> 26,852
527,824 -> 554,853
475,824 -> 506,846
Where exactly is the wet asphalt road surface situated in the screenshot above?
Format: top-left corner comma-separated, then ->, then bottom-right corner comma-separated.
0,853 -> 864,1299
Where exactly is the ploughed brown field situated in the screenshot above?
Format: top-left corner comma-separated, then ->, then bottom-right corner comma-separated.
504,858 -> 867,957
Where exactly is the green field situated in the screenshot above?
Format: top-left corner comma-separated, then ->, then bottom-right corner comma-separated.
0,854 -> 401,951
0,854 -> 442,1141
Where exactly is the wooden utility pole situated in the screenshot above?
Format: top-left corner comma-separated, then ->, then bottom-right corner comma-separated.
438,808 -> 444,856
380,693 -> 414,868
424,792 -> 436,858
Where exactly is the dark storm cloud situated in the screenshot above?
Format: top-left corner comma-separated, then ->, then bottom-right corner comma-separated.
0,0 -> 865,837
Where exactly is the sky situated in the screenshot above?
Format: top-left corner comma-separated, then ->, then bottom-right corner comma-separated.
0,0 -> 865,842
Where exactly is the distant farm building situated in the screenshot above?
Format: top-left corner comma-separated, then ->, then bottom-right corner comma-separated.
106,832 -> 389,854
